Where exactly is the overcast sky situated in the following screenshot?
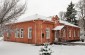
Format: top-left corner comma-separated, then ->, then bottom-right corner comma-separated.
21,0 -> 80,17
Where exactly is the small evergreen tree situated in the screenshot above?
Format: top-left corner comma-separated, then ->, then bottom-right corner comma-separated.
39,43 -> 52,55
65,2 -> 77,25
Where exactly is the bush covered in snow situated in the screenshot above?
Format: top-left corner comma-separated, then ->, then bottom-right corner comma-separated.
39,43 -> 53,55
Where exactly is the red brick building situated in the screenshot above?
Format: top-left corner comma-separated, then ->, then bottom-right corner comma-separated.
4,14 -> 80,44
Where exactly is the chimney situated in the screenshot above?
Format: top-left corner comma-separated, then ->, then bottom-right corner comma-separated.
52,15 -> 59,21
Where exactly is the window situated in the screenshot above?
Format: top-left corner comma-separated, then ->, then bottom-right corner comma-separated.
15,28 -> 19,38
7,32 -> 11,38
63,29 -> 66,37
78,31 -> 80,37
74,30 -> 76,37
20,28 -> 24,38
69,30 -> 71,37
28,27 -> 32,39
46,28 -> 50,39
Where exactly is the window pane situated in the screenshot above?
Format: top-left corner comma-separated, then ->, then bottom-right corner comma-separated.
46,28 -> 50,39
28,27 -> 32,38
7,32 -> 11,38
74,30 -> 76,37
20,29 -> 24,38
69,30 -> 71,37
63,29 -> 66,37
15,28 -> 19,38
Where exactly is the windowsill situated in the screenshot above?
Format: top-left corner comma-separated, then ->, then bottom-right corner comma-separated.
15,37 -> 19,38
20,37 -> 24,38
28,38 -> 32,39
46,38 -> 50,39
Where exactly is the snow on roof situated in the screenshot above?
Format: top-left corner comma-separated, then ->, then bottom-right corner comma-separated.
53,25 -> 64,30
46,16 -> 53,21
15,14 -> 52,23
8,14 -> 80,28
59,20 -> 80,28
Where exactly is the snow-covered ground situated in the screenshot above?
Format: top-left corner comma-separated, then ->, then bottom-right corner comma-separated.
0,37 -> 3,40
0,37 -> 85,55
72,41 -> 85,43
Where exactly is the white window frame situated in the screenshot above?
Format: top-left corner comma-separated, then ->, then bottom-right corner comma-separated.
15,28 -> 19,38
7,32 -> 11,37
69,30 -> 71,37
20,28 -> 24,38
46,28 -> 50,39
28,27 -> 32,39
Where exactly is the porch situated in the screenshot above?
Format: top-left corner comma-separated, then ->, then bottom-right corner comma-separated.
53,25 -> 66,43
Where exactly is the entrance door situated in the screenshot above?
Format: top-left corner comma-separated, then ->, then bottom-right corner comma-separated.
54,31 -> 59,42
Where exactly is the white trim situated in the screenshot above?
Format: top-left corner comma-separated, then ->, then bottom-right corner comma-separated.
69,30 -> 71,37
15,28 -> 19,38
7,32 -> 9,37
46,28 -> 50,39
7,32 -> 11,37
28,27 -> 32,39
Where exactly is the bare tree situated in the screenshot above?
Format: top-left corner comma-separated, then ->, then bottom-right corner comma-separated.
0,0 -> 26,35
59,11 -> 66,20
76,0 -> 85,39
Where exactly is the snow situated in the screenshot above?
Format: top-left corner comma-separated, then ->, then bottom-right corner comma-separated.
6,14 -> 80,29
53,25 -> 64,30
72,41 -> 85,43
16,14 -> 52,23
52,45 -> 85,55
59,20 -> 80,28
0,41 -> 40,55
0,37 -> 3,40
16,15 -> 80,29
0,37 -> 85,55
16,14 -> 80,28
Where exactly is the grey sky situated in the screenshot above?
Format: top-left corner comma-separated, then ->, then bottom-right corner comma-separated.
21,0 -> 80,17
